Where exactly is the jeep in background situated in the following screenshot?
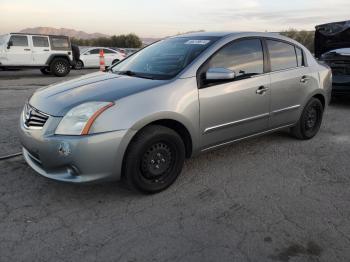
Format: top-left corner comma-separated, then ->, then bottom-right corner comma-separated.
0,33 -> 74,77
315,20 -> 350,97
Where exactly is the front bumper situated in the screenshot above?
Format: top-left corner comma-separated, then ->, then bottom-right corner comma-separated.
19,114 -> 135,183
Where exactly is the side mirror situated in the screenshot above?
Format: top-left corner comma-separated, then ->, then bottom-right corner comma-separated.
7,40 -> 13,49
206,67 -> 235,81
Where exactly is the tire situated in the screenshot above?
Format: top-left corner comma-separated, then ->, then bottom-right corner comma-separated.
123,125 -> 185,194
50,58 -> 70,77
74,60 -> 84,70
40,68 -> 51,75
290,98 -> 324,140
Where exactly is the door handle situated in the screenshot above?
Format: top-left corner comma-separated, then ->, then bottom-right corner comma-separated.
300,76 -> 310,83
43,49 -> 49,51
24,48 -> 31,51
256,86 -> 269,95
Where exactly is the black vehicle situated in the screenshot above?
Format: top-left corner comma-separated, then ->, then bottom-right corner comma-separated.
315,20 -> 350,97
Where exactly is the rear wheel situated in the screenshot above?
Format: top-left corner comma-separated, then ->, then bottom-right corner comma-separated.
50,58 -> 70,77
40,68 -> 51,75
290,98 -> 324,139
123,125 -> 185,194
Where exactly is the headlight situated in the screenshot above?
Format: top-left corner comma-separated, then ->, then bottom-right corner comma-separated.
55,102 -> 114,135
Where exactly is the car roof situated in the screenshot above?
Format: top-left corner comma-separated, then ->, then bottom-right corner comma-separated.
10,32 -> 69,38
174,31 -> 276,37
87,47 -> 115,50
171,31 -> 283,40
172,32 -> 236,38
82,47 -> 119,53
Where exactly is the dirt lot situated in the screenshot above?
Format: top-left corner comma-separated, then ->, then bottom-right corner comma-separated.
0,69 -> 349,262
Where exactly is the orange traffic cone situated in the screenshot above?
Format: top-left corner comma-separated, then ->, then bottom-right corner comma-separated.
99,49 -> 105,71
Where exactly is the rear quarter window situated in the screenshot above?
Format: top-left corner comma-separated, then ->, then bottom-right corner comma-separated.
295,47 -> 304,67
49,36 -> 70,50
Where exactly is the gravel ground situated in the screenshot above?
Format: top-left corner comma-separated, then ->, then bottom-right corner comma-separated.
0,69 -> 349,262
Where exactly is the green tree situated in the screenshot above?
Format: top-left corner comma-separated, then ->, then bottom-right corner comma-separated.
280,29 -> 315,53
71,33 -> 143,48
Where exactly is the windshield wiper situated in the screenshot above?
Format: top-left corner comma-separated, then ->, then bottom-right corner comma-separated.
114,70 -> 154,80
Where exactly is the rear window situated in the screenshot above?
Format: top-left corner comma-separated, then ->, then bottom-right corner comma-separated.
49,36 -> 70,50
32,36 -> 49,47
10,35 -> 28,46
267,40 -> 297,71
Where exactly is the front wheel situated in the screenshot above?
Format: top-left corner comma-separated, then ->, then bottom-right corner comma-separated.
50,58 -> 70,77
123,125 -> 185,194
74,60 -> 84,70
290,98 -> 324,139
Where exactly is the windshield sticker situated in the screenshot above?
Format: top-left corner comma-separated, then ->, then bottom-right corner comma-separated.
185,40 -> 210,45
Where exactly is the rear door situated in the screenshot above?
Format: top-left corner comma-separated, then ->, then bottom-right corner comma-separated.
266,39 -> 310,128
199,38 -> 271,149
31,36 -> 50,65
5,35 -> 32,65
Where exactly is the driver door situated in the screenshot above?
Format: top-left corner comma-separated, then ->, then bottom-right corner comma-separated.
5,35 -> 33,65
199,38 -> 271,149
83,48 -> 100,67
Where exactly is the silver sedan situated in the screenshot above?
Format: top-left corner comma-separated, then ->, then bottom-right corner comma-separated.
19,32 -> 332,193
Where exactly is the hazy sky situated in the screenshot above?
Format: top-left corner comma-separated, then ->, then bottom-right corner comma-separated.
0,0 -> 349,37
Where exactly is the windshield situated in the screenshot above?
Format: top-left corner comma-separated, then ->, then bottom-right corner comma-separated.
111,36 -> 219,80
0,35 -> 7,45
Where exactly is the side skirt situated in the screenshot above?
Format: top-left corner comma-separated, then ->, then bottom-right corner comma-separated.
201,123 -> 295,152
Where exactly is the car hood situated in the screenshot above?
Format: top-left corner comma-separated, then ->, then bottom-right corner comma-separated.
29,71 -> 167,116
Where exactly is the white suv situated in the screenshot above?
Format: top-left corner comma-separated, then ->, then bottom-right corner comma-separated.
0,33 -> 74,77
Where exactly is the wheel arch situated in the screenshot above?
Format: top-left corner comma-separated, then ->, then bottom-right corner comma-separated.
126,118 -> 194,159
312,93 -> 326,109
45,54 -> 72,66
145,119 -> 193,158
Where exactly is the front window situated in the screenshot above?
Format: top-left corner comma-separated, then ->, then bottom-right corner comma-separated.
208,38 -> 264,79
111,37 -> 219,80
10,35 -> 28,46
88,49 -> 100,55
103,49 -> 115,54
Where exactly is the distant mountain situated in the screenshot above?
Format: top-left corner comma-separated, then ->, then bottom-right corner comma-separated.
18,26 -> 163,45
19,27 -> 109,39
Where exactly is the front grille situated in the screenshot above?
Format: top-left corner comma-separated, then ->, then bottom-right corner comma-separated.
23,103 -> 49,129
